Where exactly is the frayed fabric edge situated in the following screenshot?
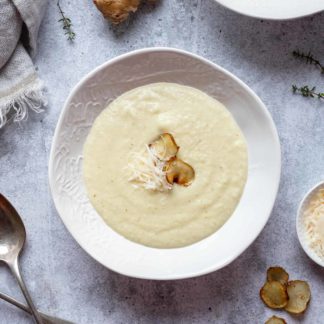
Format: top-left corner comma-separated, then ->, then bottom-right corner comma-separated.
0,78 -> 47,128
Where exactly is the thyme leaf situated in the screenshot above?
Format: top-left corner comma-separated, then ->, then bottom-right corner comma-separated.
293,50 -> 324,74
292,85 -> 324,99
57,1 -> 75,41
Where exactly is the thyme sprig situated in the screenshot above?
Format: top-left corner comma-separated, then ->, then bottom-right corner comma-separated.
292,51 -> 324,101
57,1 -> 75,41
292,85 -> 324,99
293,50 -> 324,74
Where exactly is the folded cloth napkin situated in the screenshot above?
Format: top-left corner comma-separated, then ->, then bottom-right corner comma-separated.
0,0 -> 48,128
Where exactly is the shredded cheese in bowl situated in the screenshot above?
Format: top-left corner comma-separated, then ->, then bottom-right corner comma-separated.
302,188 -> 324,262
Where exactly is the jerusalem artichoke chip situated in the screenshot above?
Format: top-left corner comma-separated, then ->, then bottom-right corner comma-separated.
164,157 -> 195,186
260,281 -> 288,309
284,280 -> 311,314
265,316 -> 287,324
267,266 -> 289,286
149,133 -> 179,161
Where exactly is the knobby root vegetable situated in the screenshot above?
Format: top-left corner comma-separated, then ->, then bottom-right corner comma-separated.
94,0 -> 156,24
94,0 -> 140,24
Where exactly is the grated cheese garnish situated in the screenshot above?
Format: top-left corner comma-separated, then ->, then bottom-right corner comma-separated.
303,188 -> 324,260
126,145 -> 172,192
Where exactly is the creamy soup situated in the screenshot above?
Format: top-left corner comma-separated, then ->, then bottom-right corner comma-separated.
83,83 -> 248,248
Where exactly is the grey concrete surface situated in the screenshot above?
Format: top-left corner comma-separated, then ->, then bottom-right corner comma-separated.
1,1 -> 324,323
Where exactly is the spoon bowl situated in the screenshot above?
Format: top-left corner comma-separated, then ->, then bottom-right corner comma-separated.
0,194 -> 74,323
0,194 -> 26,262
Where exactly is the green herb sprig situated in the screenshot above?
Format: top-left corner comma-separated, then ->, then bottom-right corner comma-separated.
292,50 -> 324,74
292,85 -> 324,99
292,50 -> 324,101
57,1 -> 75,41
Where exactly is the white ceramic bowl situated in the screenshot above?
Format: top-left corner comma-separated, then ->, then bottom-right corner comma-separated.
49,48 -> 281,280
297,181 -> 324,267
215,0 -> 323,20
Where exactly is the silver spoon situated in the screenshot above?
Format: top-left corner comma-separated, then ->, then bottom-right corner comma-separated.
0,194 -> 43,324
0,291 -> 74,324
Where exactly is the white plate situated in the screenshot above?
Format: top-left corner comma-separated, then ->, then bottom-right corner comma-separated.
49,48 -> 281,280
215,0 -> 323,20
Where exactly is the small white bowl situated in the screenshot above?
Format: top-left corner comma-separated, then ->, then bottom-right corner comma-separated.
297,181 -> 324,267
215,0 -> 323,20
49,48 -> 281,280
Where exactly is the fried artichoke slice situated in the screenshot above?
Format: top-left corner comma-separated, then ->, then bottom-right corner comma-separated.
284,280 -> 311,314
260,281 -> 288,309
267,266 -> 289,286
265,316 -> 287,324
149,133 -> 179,161
164,157 -> 195,186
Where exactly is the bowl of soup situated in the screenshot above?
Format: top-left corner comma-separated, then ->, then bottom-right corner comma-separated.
49,48 -> 281,279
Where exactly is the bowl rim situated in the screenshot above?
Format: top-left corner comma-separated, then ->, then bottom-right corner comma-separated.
49,47 -> 281,279
296,180 -> 324,268
214,0 -> 324,20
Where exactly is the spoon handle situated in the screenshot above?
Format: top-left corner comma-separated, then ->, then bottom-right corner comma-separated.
9,257 -> 44,324
0,291 -> 74,324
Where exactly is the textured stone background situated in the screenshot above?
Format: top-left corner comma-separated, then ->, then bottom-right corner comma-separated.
0,1 -> 324,323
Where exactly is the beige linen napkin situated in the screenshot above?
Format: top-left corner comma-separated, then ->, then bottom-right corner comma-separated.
0,0 -> 48,128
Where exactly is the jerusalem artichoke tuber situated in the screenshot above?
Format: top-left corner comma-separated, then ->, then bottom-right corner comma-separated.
93,0 -> 141,24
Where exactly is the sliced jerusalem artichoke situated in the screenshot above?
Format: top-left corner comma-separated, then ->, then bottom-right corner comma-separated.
164,157 -> 195,187
93,0 -> 140,24
265,316 -> 287,324
260,281 -> 288,309
149,133 -> 179,161
284,280 -> 311,314
267,267 -> 289,286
